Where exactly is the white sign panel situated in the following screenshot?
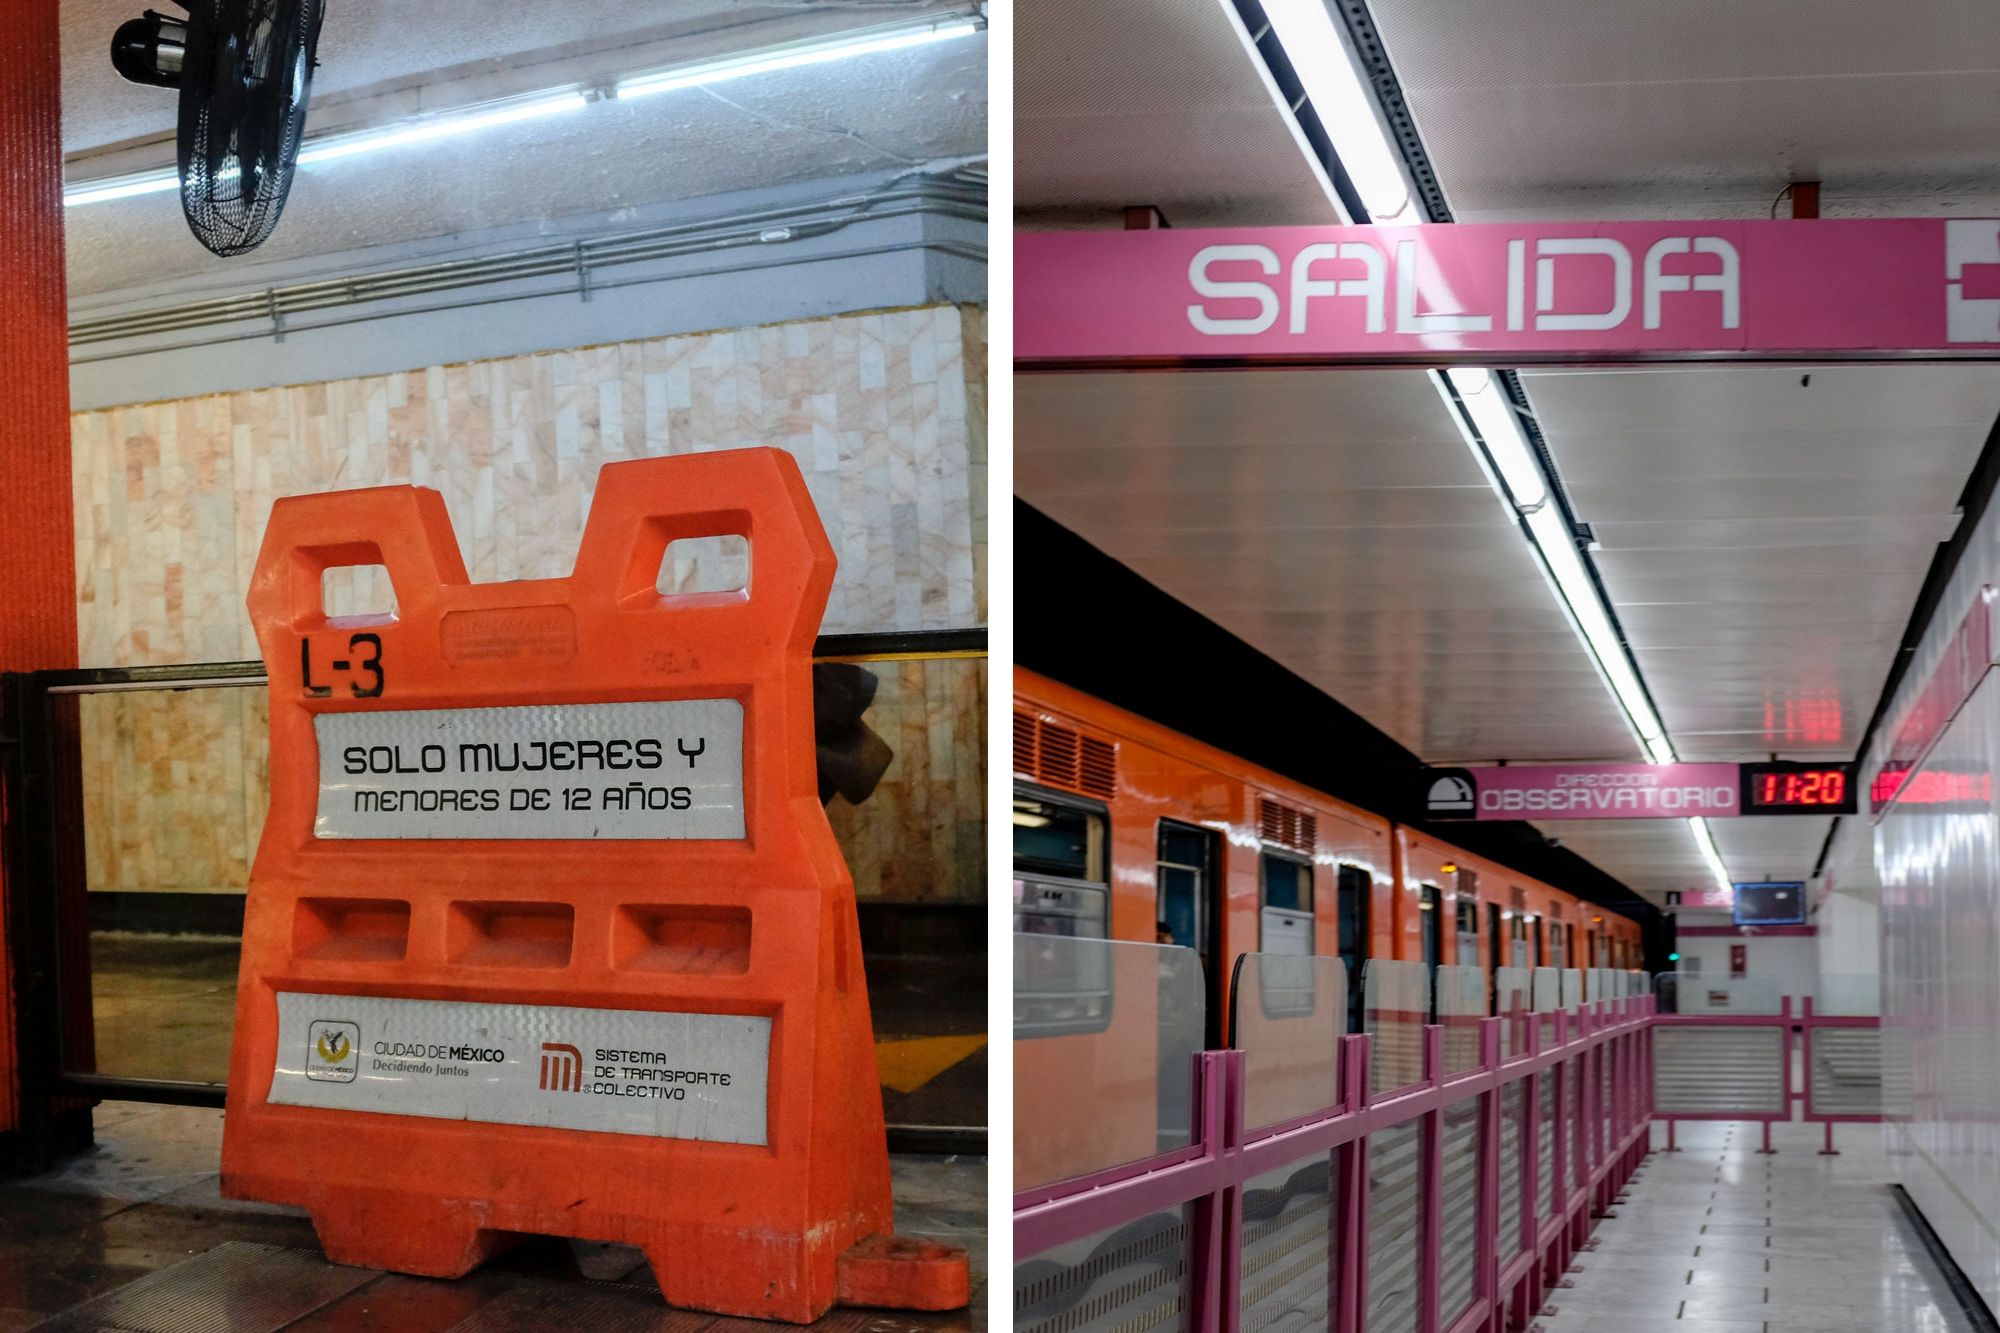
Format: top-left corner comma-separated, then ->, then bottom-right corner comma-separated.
270,992 -> 771,1145
313,699 -> 744,840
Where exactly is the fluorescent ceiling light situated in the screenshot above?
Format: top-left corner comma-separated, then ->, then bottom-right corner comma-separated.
1444,368 -> 1546,510
618,17 -> 982,100
1257,0 -> 1416,224
297,92 -> 588,166
1688,817 -> 1731,892
64,170 -> 178,206
1525,503 -> 1665,746
64,10 -> 983,208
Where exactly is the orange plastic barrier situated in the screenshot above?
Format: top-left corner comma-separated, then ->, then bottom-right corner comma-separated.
219,447 -> 968,1321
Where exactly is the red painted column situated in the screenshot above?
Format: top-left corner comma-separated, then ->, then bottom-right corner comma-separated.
0,0 -> 78,1135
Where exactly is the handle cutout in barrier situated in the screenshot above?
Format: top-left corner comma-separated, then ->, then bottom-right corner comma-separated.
658,533 -> 751,601
322,562 -> 398,625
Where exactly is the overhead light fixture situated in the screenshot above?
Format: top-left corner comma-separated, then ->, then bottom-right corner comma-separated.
296,91 -> 589,167
1256,0 -> 1416,223
1688,817 -> 1731,892
617,15 -> 983,101
1444,368 -> 1547,510
64,9 -> 984,208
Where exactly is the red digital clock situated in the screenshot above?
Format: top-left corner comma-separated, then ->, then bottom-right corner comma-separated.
1739,762 -> 1858,815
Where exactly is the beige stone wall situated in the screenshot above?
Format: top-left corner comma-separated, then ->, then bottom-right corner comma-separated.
72,303 -> 986,903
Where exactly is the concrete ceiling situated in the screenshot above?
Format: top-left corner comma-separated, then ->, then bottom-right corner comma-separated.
61,1 -> 986,295
1014,0 -> 2000,902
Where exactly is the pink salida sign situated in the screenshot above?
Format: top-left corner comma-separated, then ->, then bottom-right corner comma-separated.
1425,763 -> 1739,822
1017,219 -> 2000,364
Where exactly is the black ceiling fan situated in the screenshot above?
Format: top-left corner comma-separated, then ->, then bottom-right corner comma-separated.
111,0 -> 327,257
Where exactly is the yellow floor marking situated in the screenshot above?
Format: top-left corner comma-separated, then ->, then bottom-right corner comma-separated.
873,1034 -> 988,1093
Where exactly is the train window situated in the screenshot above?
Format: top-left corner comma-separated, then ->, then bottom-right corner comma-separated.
1337,865 -> 1369,1034
1013,792 -> 1105,883
1014,789 -> 1113,1037
1547,918 -> 1563,968
1509,913 -> 1530,968
1259,851 -> 1314,955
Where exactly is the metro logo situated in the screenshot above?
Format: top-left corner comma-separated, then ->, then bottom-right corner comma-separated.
1188,235 -> 1741,338
539,1041 -> 584,1093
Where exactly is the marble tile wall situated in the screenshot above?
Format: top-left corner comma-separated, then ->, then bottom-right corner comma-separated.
71,304 -> 987,904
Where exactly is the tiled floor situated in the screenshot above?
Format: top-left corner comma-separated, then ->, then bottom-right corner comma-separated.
1535,1120 -> 1988,1333
0,1100 -> 983,1331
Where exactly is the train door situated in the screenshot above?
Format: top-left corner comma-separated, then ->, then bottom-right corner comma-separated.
1487,902 -> 1503,973
1337,865 -> 1370,1034
1157,821 -> 1222,1050
1420,883 -> 1443,1019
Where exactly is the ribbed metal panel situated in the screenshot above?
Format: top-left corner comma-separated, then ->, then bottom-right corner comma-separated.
1536,1076 -> 1555,1219
1569,1062 -> 1588,1181
1654,1027 -> 1786,1114
1438,1099 -> 1481,1324
1810,1027 -> 1888,1117
1016,1208 -> 1192,1333
1498,1083 -> 1527,1260
1240,1156 -> 1335,1333
1370,1019 -> 1425,1095
1365,1120 -> 1422,1333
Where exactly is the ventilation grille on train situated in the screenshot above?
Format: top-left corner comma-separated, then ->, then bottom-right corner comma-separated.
1259,798 -> 1317,853
1014,711 -> 1117,799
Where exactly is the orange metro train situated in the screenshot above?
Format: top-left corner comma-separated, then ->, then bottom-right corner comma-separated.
1013,669 -> 1644,1189
1013,669 -> 1641,1045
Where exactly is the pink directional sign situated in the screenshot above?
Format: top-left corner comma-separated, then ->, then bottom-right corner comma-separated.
1425,762 -> 1740,821
1018,219 -> 2000,365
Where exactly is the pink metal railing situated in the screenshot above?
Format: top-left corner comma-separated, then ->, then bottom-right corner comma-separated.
1653,995 -> 1887,1156
1014,996 -> 1656,1333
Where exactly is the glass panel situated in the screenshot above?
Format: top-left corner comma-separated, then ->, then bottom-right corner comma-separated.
1436,964 -> 1487,1074
1657,971 -> 1784,1015
76,686 -> 259,1088
1364,960 -> 1431,1095
1233,954 -> 1345,1132
1495,966 -> 1532,1059
1438,1097 -> 1482,1325
1013,791 -> 1105,883
1017,1204 -> 1195,1333
1532,966 -> 1562,1047
1365,1119 -> 1421,1333
1561,968 -> 1584,1011
1015,936 -> 1205,1192
1240,1154 -> 1336,1333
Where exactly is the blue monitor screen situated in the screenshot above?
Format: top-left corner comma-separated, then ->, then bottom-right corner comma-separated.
1733,881 -> 1807,927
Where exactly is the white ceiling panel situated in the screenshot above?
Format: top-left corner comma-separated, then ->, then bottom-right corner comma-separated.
1366,0 -> 2000,221
1016,0 -> 1336,228
1017,368 -> 1638,762
1529,365 -> 2000,765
